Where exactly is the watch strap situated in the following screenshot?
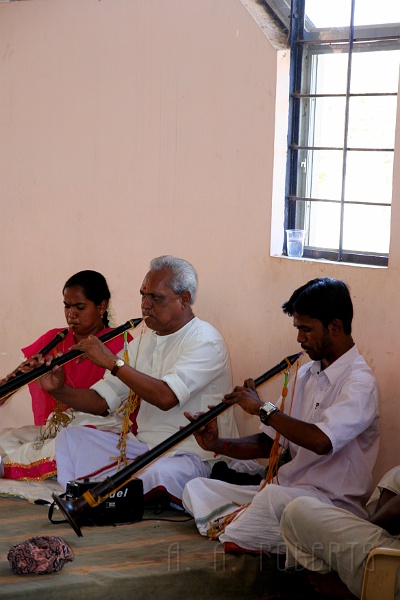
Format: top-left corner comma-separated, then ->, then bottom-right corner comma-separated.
111,359 -> 125,376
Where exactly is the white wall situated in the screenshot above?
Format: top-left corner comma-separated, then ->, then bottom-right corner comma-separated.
0,0 -> 399,483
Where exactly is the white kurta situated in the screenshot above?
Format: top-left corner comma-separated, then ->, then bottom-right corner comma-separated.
182,345 -> 380,552
56,317 -> 239,502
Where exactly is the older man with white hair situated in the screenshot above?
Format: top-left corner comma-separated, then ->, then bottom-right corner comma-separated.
40,255 -> 238,506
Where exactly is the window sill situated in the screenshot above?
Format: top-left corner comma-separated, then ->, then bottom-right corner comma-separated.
271,254 -> 387,269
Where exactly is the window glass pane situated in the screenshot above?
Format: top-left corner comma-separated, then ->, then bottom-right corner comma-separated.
305,0 -> 400,28
304,0 -> 352,28
345,151 -> 395,204
354,0 -> 400,27
306,201 -> 341,249
302,52 -> 349,95
347,96 -> 398,148
351,50 -> 400,94
299,97 -> 346,147
300,150 -> 343,200
342,204 -> 391,253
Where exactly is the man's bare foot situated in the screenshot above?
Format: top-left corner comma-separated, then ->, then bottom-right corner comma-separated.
307,570 -> 357,599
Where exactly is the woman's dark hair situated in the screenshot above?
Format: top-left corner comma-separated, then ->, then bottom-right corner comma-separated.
282,277 -> 353,334
63,270 -> 111,327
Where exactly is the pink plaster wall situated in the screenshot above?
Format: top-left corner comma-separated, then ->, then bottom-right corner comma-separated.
0,0 -> 399,483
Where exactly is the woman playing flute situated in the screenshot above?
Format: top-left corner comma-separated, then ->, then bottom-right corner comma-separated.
0,270 -> 133,480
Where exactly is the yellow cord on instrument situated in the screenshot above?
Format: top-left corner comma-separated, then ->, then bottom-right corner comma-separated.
207,359 -> 300,540
264,370 -> 290,485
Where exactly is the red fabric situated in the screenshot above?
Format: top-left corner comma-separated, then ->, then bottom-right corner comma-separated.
3,459 -> 57,480
129,404 -> 140,436
22,327 -> 131,426
143,485 -> 182,507
223,542 -> 263,555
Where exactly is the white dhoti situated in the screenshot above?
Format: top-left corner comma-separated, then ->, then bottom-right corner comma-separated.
56,426 -> 211,503
0,412 -> 122,480
182,477 -> 260,536
280,496 -> 400,599
182,477 -> 332,554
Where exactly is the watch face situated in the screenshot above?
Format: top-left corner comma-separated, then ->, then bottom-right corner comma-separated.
111,358 -> 125,375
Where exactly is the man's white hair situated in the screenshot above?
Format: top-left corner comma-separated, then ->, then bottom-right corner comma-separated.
149,255 -> 198,305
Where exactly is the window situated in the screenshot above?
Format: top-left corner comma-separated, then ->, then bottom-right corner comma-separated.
285,0 -> 400,265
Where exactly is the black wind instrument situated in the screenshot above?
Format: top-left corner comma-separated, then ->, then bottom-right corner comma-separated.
11,327 -> 71,381
36,327 -> 71,358
51,352 -> 301,536
0,318 -> 144,401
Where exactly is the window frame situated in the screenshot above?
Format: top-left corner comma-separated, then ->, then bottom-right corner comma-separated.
284,0 -> 400,266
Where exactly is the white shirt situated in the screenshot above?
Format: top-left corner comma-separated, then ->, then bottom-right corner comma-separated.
261,344 -> 380,516
92,317 -> 238,459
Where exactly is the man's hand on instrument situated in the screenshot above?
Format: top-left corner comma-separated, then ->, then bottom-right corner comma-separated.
183,410 -> 221,454
223,378 -> 263,416
71,335 -> 115,369
37,357 -> 65,392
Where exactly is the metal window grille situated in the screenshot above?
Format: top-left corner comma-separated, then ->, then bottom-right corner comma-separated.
285,0 -> 400,265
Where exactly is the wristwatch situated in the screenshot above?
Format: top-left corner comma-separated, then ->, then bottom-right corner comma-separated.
111,358 -> 125,376
259,401 -> 279,425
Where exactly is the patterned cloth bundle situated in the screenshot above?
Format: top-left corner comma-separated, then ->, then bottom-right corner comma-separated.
7,536 -> 74,575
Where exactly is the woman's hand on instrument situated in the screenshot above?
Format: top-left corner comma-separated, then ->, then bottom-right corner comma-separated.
0,372 -> 16,405
71,335 -> 115,369
9,355 -> 42,377
183,409 -> 221,453
0,370 -> 16,385
223,379 -> 263,416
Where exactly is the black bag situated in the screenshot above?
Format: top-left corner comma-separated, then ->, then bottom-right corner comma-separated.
49,478 -> 144,526
210,461 -> 263,486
